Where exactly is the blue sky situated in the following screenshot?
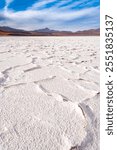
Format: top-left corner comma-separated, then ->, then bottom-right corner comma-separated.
0,0 -> 100,31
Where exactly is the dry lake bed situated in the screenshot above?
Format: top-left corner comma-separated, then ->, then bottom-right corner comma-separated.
0,37 -> 100,150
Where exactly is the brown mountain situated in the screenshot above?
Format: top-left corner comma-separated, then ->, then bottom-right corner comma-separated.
0,26 -> 31,36
0,26 -> 100,36
76,29 -> 100,36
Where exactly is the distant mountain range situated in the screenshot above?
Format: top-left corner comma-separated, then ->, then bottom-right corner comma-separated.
0,26 -> 100,36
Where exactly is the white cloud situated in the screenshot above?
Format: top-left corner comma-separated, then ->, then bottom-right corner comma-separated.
4,0 -> 14,10
4,6 -> 99,21
30,0 -> 56,9
6,0 -> 13,5
54,0 -> 87,10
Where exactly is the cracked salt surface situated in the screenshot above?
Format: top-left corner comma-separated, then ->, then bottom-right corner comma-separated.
0,37 -> 99,150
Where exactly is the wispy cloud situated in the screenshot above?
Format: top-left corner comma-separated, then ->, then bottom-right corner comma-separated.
30,0 -> 56,9
54,0 -> 87,10
4,0 -> 14,10
0,0 -> 100,31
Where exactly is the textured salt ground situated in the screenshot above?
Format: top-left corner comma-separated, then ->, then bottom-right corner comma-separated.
0,37 -> 99,150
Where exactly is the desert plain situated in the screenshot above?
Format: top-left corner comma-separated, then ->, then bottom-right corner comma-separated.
0,36 -> 100,150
